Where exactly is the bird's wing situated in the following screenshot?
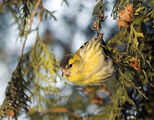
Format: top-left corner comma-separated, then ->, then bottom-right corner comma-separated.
76,38 -> 114,84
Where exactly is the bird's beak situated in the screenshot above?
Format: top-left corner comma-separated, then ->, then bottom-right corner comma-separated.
62,68 -> 70,77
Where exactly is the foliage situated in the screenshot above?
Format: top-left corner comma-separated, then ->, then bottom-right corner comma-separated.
22,34 -> 61,110
0,62 -> 30,120
107,0 -> 154,119
0,0 -> 56,38
0,0 -> 154,120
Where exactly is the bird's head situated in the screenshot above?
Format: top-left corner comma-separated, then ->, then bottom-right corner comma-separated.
60,53 -> 83,79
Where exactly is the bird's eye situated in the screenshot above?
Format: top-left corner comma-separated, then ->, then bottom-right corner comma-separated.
67,64 -> 72,68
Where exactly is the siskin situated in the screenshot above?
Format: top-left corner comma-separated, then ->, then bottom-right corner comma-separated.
60,38 -> 115,85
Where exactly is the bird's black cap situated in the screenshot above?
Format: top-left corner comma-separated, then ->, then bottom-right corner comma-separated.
60,54 -> 72,68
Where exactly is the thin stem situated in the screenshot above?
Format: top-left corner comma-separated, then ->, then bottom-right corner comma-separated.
19,0 -> 42,62
37,107 -> 85,119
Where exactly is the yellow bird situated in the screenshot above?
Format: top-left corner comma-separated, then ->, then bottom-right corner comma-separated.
60,38 -> 115,85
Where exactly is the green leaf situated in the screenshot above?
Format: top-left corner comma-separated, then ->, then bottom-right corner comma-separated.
135,32 -> 144,37
135,6 -> 145,13
92,1 -> 103,16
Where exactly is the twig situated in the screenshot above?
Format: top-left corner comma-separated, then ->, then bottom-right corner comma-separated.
36,107 -> 85,119
19,0 -> 42,62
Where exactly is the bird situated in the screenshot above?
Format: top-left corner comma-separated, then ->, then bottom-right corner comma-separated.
60,37 -> 115,86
